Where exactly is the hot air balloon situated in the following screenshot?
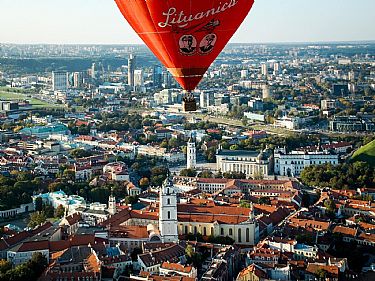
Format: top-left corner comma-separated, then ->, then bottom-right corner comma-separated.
115,0 -> 255,111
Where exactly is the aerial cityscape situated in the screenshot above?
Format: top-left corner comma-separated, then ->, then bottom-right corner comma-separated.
0,1 -> 374,281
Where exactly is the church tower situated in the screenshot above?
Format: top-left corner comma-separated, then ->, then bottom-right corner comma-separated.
108,194 -> 116,216
187,137 -> 196,169
159,177 -> 178,243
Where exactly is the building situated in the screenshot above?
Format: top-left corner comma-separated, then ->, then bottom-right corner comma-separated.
103,162 -> 130,182
273,62 -> 280,76
72,72 -> 83,88
91,63 -> 97,79
274,148 -> 339,177
137,244 -> 186,273
321,99 -> 337,111
248,99 -> 264,111
159,178 -> 179,243
0,101 -> 19,112
262,84 -> 271,100
329,116 -> 375,132
128,54 -> 136,89
153,65 -> 163,88
200,90 -> 215,108
52,71 -> 68,92
216,148 -> 273,178
261,63 -> 268,76
160,262 -> 197,278
19,123 -> 70,139
187,139 -> 196,169
108,194 -> 116,215
134,69 -> 144,87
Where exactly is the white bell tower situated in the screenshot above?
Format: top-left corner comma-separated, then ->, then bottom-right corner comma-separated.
108,194 -> 116,216
187,137 -> 196,169
159,177 -> 178,243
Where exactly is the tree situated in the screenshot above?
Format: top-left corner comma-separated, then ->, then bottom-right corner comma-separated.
315,268 -> 327,280
160,139 -> 169,148
28,212 -> 47,228
185,245 -> 195,258
180,168 -> 197,177
230,144 -> 239,150
324,199 -> 336,213
63,169 -> 75,181
131,248 -> 143,261
258,197 -> 271,205
139,177 -> 150,188
28,252 -> 48,277
239,200 -> 251,208
70,149 -> 93,159
124,196 -> 139,205
168,138 -> 179,148
198,171 -> 213,178
34,197 -> 43,212
90,187 -> 111,204
55,205 -> 65,218
0,259 -> 11,274
43,204 -> 54,218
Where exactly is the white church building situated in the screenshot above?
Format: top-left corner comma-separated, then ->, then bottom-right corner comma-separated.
158,178 -> 259,245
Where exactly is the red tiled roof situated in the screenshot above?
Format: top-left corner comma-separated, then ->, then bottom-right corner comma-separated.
161,262 -> 193,273
332,225 -> 357,237
17,240 -> 49,252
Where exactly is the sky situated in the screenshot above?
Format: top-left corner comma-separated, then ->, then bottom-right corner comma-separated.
0,0 -> 374,44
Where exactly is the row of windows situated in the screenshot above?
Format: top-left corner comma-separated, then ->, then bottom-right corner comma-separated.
180,225 -> 253,243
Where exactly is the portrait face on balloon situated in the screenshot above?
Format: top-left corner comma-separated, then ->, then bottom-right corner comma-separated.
199,33 -> 217,54
179,35 -> 197,55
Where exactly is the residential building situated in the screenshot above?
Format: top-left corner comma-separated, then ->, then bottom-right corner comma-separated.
274,148 -> 339,177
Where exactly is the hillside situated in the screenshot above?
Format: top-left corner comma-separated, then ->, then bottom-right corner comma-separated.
351,139 -> 375,166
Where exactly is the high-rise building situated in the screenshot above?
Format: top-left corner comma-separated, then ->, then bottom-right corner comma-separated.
91,63 -> 97,79
153,65 -> 163,89
128,54 -> 136,88
241,70 -> 248,79
72,72 -> 83,88
52,71 -> 68,92
273,62 -> 280,75
162,69 -> 172,88
159,178 -> 178,243
200,90 -> 215,108
348,71 -> 355,82
187,138 -> 196,169
262,84 -> 271,100
134,70 -> 144,87
261,63 -> 268,76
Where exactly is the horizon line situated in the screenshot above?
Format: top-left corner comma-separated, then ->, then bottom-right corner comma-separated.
1,39 -> 375,46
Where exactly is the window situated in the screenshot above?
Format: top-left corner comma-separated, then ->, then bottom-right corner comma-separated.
229,228 -> 233,236
238,229 -> 242,243
185,226 -> 188,234
221,228 -> 224,236
167,198 -> 171,205
203,227 -> 207,236
167,211 -> 171,219
246,228 -> 250,242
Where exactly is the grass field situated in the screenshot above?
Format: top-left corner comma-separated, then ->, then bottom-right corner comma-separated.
0,91 -> 63,109
351,139 -> 375,166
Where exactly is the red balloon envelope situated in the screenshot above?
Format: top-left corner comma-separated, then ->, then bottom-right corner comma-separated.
115,0 -> 255,91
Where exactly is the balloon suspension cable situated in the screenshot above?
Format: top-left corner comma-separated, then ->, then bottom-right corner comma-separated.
183,90 -> 197,112
183,90 -> 195,102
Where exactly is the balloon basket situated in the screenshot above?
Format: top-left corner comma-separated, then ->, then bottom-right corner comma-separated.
183,99 -> 197,112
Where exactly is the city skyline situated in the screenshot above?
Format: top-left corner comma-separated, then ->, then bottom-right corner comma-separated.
1,0 -> 374,44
